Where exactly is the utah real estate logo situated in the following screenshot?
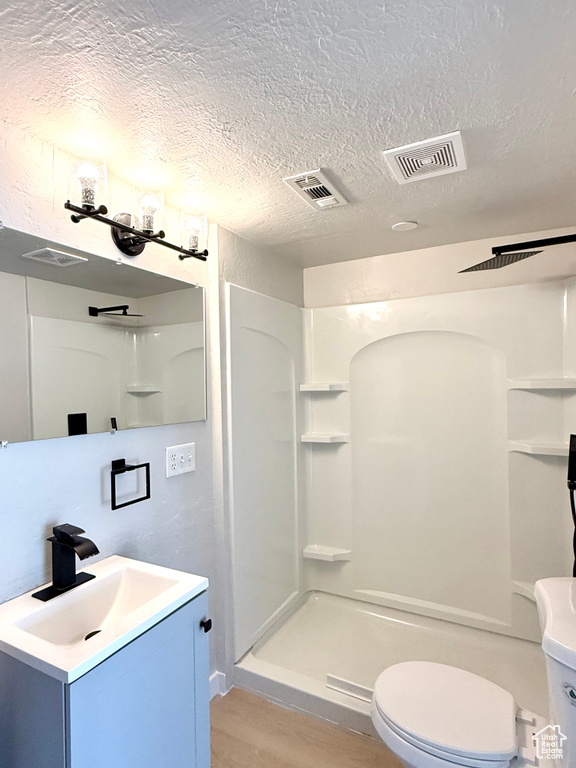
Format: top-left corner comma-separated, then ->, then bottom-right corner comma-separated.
533,725 -> 567,761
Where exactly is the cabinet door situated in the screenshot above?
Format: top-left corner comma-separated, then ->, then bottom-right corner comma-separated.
67,593 -> 209,768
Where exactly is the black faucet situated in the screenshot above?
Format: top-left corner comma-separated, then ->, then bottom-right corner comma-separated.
32,524 -> 100,602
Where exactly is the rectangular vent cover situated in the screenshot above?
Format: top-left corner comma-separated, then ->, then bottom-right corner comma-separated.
283,169 -> 347,210
383,131 -> 467,184
21,248 -> 88,267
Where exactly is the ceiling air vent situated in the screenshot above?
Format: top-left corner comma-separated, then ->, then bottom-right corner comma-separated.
21,248 -> 88,267
383,130 -> 467,184
283,169 -> 347,210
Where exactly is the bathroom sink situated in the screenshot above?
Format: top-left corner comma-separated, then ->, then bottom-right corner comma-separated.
0,555 -> 208,682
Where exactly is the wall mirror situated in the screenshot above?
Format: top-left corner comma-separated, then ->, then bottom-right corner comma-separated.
0,227 -> 205,443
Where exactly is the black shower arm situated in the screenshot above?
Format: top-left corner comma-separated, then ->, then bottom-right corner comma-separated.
492,233 -> 576,256
89,305 -> 129,316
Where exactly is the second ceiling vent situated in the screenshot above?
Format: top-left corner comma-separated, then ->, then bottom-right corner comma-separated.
383,130 -> 467,184
283,169 -> 347,210
21,248 -> 88,267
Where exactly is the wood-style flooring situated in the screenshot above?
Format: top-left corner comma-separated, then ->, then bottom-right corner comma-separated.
211,688 -> 402,768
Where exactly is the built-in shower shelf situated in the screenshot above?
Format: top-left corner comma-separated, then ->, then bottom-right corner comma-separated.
126,386 -> 162,394
300,433 -> 349,444
512,580 -> 536,602
508,441 -> 568,456
508,378 -> 576,390
299,383 -> 349,392
303,545 -> 352,562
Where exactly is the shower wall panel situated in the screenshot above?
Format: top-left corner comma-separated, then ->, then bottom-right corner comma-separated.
303,280 -> 574,641
132,322 -> 205,425
30,319 -> 203,435
227,285 -> 303,659
351,331 -> 509,623
30,317 -> 126,438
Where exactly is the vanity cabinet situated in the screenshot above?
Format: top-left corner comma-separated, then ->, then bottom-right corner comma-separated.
0,592 -> 210,768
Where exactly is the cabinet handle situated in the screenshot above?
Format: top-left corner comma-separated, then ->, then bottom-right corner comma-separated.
200,617 -> 212,633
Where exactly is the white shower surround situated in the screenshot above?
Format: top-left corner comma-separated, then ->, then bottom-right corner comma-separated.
303,279 -> 576,643
30,318 -> 205,437
228,277 -> 576,728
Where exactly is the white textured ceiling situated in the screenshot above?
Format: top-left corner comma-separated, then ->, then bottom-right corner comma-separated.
1,0 -> 575,266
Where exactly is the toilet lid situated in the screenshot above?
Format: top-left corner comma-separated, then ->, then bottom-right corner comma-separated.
373,662 -> 517,761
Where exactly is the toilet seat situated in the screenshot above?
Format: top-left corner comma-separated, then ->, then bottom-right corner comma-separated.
373,707 -> 510,768
372,662 -> 517,765
371,703 -> 512,768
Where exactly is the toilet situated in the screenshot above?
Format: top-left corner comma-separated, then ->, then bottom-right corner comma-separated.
371,578 -> 576,768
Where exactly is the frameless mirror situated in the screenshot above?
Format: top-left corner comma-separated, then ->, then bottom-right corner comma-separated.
0,227 -> 205,443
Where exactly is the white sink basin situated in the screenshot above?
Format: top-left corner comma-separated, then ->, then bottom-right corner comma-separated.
0,555 -> 208,682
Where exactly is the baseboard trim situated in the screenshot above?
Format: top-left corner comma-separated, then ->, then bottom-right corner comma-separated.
210,670 -> 227,699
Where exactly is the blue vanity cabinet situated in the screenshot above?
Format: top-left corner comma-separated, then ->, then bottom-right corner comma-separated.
0,592 -> 210,768
66,592 -> 210,768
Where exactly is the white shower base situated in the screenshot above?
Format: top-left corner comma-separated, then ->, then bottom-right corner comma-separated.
234,591 -> 548,735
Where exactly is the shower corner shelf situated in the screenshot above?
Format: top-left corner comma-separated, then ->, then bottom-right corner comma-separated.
508,378 -> 576,390
300,433 -> 349,444
508,440 -> 568,457
126,386 -> 162,394
299,383 -> 349,392
303,545 -> 351,562
512,580 -> 536,602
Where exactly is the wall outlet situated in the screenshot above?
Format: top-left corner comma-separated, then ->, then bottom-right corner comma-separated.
165,443 -> 196,478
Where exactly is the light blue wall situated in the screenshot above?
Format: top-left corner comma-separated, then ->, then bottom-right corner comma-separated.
0,420 -> 214,603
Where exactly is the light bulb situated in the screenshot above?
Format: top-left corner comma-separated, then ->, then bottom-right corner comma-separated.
140,194 -> 160,232
76,162 -> 100,207
180,211 -> 207,253
186,224 -> 201,251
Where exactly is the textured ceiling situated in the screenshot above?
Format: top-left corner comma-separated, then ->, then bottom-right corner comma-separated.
0,0 -> 575,266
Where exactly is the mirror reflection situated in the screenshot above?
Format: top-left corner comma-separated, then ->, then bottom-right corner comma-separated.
0,228 -> 205,443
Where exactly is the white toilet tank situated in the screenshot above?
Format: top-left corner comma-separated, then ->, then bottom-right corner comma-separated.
535,578 -> 576,768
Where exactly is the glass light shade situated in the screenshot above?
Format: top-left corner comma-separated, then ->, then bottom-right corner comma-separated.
68,152 -> 108,209
134,187 -> 164,233
180,210 -> 208,253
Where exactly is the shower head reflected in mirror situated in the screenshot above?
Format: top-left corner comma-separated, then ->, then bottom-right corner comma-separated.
88,305 -> 143,317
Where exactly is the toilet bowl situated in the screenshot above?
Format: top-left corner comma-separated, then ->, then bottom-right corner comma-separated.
371,661 -> 539,768
371,579 -> 576,768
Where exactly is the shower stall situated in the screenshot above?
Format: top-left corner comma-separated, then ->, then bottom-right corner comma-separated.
225,278 -> 576,733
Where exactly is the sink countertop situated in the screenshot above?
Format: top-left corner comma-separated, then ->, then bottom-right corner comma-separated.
0,555 -> 208,683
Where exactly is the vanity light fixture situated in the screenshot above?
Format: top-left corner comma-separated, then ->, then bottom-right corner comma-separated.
64,192 -> 208,262
65,158 -> 208,261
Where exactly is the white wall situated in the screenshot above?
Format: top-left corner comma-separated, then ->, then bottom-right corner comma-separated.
0,122 -> 208,289
218,226 -> 303,307
0,125 -> 221,677
0,271 -> 30,442
27,279 -> 203,326
0,422 -> 213,600
303,227 -> 576,308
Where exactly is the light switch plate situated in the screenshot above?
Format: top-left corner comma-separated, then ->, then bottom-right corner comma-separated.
166,443 -> 196,477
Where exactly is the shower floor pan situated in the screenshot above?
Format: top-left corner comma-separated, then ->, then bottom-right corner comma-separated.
234,591 -> 548,735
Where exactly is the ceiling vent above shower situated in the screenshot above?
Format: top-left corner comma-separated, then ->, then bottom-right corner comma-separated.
383,131 -> 467,184
283,169 -> 348,210
21,248 -> 88,267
